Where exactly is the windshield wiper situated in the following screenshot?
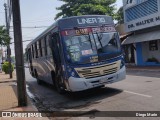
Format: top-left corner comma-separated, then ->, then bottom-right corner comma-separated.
87,32 -> 93,51
91,32 -> 98,53
96,25 -> 106,50
96,32 -> 103,49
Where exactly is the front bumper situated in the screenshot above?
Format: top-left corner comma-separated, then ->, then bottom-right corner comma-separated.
67,66 -> 126,92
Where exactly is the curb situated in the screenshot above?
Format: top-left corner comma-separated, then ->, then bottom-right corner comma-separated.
0,80 -> 17,83
126,68 -> 160,72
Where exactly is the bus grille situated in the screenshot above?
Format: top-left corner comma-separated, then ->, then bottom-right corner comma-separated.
75,60 -> 121,79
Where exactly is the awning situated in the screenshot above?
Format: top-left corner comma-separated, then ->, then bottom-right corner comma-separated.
120,33 -> 133,42
122,30 -> 160,45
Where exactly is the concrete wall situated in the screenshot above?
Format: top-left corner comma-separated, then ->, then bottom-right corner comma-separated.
142,40 -> 160,62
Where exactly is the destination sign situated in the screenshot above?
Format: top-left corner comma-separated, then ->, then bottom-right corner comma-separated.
92,26 -> 116,33
59,15 -> 114,30
77,17 -> 106,25
61,28 -> 90,36
75,28 -> 91,35
61,26 -> 116,36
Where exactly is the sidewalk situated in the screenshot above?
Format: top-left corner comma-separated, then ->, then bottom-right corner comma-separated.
0,71 -> 48,120
0,72 -> 17,110
126,65 -> 160,72
0,72 -> 16,83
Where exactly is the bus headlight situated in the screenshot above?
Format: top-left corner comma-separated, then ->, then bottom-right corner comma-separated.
68,68 -> 72,72
120,60 -> 125,69
71,72 -> 75,77
67,67 -> 79,78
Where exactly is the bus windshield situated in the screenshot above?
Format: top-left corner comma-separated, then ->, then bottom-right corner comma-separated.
63,32 -> 121,64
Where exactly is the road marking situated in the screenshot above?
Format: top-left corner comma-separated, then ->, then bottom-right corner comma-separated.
124,90 -> 152,98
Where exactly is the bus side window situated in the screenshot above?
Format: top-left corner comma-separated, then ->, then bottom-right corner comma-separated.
35,42 -> 38,58
46,35 -> 52,56
42,36 -> 47,56
41,38 -> 44,57
39,40 -> 42,57
28,48 -> 31,62
31,45 -> 34,59
51,33 -> 61,63
44,37 -> 47,56
37,41 -> 40,58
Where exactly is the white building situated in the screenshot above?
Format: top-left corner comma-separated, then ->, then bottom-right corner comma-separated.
123,0 -> 160,66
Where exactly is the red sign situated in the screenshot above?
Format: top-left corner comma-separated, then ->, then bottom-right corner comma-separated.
61,26 -> 116,36
92,26 -> 116,33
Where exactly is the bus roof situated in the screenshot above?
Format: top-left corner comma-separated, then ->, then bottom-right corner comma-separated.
27,15 -> 114,48
27,21 -> 58,48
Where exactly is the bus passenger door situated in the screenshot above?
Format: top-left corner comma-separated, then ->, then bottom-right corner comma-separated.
49,33 -> 63,87
50,33 -> 61,70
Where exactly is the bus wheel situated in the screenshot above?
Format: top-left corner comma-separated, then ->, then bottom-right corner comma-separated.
51,71 -> 56,88
37,78 -> 42,85
35,70 -> 42,85
55,75 -> 65,94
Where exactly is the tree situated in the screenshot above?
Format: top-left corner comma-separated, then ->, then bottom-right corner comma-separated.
55,0 -> 117,20
2,61 -> 14,74
0,26 -> 10,46
115,6 -> 124,24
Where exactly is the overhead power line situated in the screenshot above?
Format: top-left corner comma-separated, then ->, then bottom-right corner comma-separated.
22,19 -> 53,23
9,26 -> 49,29
10,39 -> 33,44
22,39 -> 33,42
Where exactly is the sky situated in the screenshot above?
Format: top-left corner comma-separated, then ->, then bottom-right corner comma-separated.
0,0 -> 123,56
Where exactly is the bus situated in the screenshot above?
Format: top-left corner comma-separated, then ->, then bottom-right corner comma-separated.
26,15 -> 126,93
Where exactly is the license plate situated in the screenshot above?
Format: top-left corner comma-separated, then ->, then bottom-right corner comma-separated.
100,78 -> 107,83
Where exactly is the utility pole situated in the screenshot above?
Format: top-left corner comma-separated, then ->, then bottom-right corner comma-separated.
4,3 -> 12,78
12,0 -> 27,106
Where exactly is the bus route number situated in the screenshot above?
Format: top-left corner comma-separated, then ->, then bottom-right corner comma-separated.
77,17 -> 106,25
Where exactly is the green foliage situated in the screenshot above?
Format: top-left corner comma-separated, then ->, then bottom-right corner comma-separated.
11,56 -> 15,63
115,6 -> 124,24
55,0 -> 117,20
0,26 -> 10,46
2,61 -> 14,74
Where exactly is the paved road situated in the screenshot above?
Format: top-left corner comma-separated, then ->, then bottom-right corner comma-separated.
25,68 -> 160,120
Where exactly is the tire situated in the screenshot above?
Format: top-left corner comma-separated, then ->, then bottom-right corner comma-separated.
37,78 -> 42,85
51,71 -> 56,88
55,75 -> 65,94
35,69 -> 42,85
98,85 -> 105,88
